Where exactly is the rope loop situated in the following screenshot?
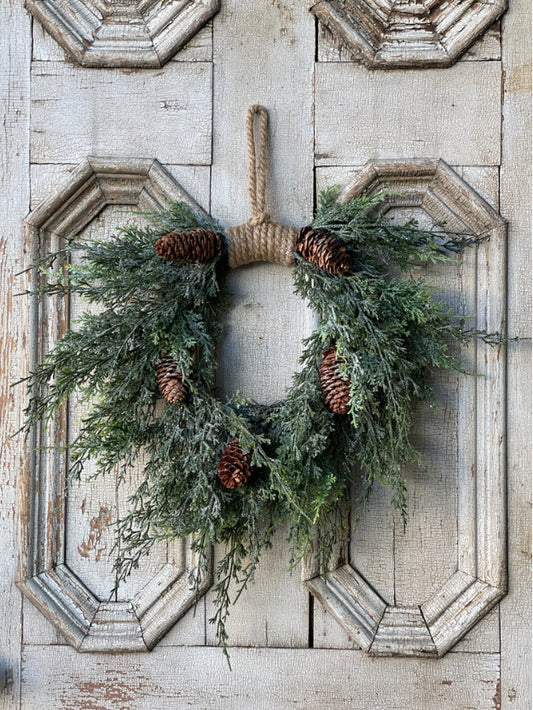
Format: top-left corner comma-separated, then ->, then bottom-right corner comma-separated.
246,104 -> 271,226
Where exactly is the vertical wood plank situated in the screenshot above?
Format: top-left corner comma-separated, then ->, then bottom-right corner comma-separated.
62,208 -> 153,603
0,0 -> 31,705
370,203 -> 462,605
209,0 -> 315,647
20,598 -> 63,647
25,163 -> 214,648
500,0 -> 532,705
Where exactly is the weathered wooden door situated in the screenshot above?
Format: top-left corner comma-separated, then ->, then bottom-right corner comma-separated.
1,0 -> 530,707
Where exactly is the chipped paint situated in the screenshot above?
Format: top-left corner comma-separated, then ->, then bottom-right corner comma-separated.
505,61 -> 532,95
492,678 -> 501,710
78,506 -> 113,561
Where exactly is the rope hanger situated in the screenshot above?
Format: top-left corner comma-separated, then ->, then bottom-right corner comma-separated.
246,104 -> 270,227
226,105 -> 296,269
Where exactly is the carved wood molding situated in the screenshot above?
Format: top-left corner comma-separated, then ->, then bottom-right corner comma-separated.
310,0 -> 507,68
26,0 -> 220,67
18,158 -> 213,652
303,159 -> 507,657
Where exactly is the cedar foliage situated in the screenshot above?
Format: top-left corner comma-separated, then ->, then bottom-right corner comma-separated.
21,190 -> 499,661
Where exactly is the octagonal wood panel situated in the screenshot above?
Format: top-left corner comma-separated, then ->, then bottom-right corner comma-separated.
26,0 -> 220,67
18,157 -> 213,652
310,0 -> 507,68
303,159 -> 507,657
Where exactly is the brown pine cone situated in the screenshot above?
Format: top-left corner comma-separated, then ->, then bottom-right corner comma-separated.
217,437 -> 252,489
319,347 -> 351,414
154,228 -> 225,263
294,227 -> 351,274
156,355 -> 189,404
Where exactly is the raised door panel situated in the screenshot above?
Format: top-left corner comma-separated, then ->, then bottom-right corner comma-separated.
18,159 -> 213,652
306,160 -> 506,657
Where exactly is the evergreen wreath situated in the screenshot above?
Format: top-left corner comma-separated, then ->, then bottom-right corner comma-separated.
22,107 -> 501,658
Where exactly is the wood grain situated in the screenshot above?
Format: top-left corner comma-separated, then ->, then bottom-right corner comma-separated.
308,161 -> 508,656
1,0 -> 528,700
30,61 -> 212,165
32,17 -> 214,63
0,0 -> 31,705
314,61 -> 502,166
500,0 -> 532,705
311,0 -> 506,68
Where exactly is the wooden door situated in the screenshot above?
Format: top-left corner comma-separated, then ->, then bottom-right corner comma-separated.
1,0 -> 530,707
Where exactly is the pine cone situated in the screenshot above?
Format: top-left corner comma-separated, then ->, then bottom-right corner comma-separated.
319,347 -> 351,414
155,228 -> 225,263
294,227 -> 351,274
217,438 -> 252,489
156,355 -> 189,404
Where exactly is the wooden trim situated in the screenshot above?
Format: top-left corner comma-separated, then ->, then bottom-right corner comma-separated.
18,157 -> 213,652
25,0 -> 220,68
310,0 -> 507,68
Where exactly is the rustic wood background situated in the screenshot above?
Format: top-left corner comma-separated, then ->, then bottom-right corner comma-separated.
1,0 -> 530,707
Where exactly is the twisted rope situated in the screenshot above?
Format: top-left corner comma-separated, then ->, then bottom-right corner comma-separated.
246,104 -> 270,227
227,105 -> 296,269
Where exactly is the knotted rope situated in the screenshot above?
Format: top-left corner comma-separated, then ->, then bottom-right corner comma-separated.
226,105 -> 296,268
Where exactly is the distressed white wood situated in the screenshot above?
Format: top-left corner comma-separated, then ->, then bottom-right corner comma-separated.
21,597 -> 64,647
451,605 -> 500,653
217,264 -> 310,404
30,61 -> 212,165
304,160 -> 507,657
315,61 -> 502,166
306,566 -> 386,651
421,572 -> 503,656
499,0 -> 532,706
311,0 -> 507,68
30,164 -> 78,209
408,165 -> 501,656
65,463 -> 118,602
165,166 -> 212,213
370,607 -> 436,657
25,0 -> 219,67
206,0 -> 315,648
348,483 -> 395,605
18,158 -> 214,652
0,0 -> 528,701
312,602 -> 359,649
0,0 -> 31,704
20,645 -> 502,710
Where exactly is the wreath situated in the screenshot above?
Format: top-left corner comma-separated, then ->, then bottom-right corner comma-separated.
22,106 -> 499,656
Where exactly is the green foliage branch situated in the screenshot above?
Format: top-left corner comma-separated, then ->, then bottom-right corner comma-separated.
21,190 -> 498,660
